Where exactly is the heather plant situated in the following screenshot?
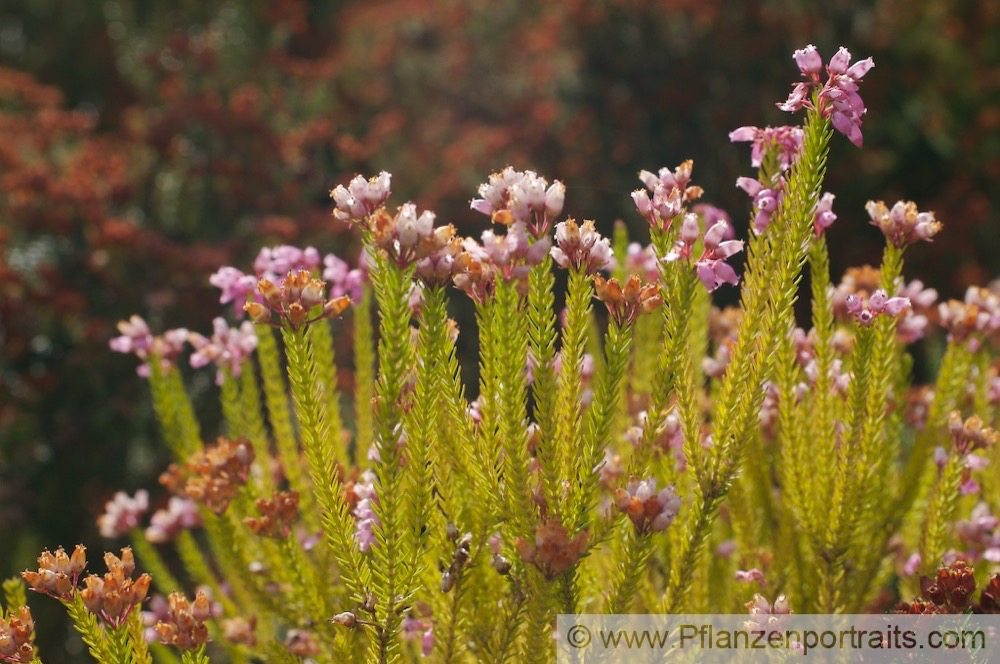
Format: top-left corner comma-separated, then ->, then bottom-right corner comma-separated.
13,44 -> 1000,664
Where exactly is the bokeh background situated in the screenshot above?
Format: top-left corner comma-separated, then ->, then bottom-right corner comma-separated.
1,0 -> 999,658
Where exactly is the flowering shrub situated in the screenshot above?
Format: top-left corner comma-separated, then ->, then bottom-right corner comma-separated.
7,44 -> 1000,664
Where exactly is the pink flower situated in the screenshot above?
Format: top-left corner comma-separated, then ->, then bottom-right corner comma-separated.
209,267 -> 258,315
778,45 -> 875,148
188,318 -> 258,385
323,253 -> 367,301
728,125 -> 804,171
813,192 -> 837,235
735,177 -> 782,234
353,471 -> 379,552
254,246 -> 320,281
98,490 -> 149,539
613,478 -> 681,534
902,553 -> 922,577
110,316 -> 189,377
624,242 -> 660,282
664,215 -> 744,291
734,568 -> 766,585
844,289 -> 910,327
145,497 -> 202,543
331,171 -> 392,222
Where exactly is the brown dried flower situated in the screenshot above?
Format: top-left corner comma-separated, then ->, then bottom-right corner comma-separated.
594,274 -> 662,326
0,606 -> 36,663
244,491 -> 299,539
895,560 -> 978,614
22,545 -> 87,600
154,591 -> 212,650
514,519 -> 589,580
161,437 -> 254,515
80,548 -> 152,627
221,616 -> 257,646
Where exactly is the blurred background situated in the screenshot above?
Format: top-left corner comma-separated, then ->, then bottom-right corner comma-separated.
1,0 -> 998,658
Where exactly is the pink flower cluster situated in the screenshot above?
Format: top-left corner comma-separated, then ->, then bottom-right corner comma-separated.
330,171 -> 392,222
550,219 -> 613,274
866,200 -> 942,248
145,498 -> 202,543
188,317 -> 258,385
631,160 -> 703,231
210,245 -> 326,316
109,316 -> 189,377
779,45 -> 874,147
613,478 -> 681,534
728,125 -> 803,171
470,167 -> 565,236
735,177 -> 783,234
322,252 -> 368,302
98,490 -> 149,539
664,214 -> 744,291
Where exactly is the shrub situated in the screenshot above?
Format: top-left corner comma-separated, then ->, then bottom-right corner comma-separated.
9,44 -> 1000,664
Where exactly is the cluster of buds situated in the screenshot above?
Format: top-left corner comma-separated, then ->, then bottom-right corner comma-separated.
919,561 -> 976,613
323,251 -> 367,301
613,478 -> 681,535
188,317 -> 258,385
154,591 -> 211,650
866,200 -> 942,248
948,412 -> 998,455
97,490 -> 149,539
22,546 -> 87,600
938,287 -> 1000,349
244,270 -> 350,331
109,316 -> 189,378
514,519 -> 588,580
145,497 -> 202,543
80,548 -> 152,627
244,491 -> 299,539
664,214 -> 744,292
779,45 -> 874,147
414,225 -> 463,286
160,437 -> 254,515
844,289 -> 910,327
368,203 -> 443,268
470,167 -> 565,237
550,219 -> 614,274
0,606 -> 35,663
452,245 -> 498,304
330,171 -> 392,223
735,176 -> 783,234
593,275 -> 662,327
440,530 -> 473,593
728,125 -> 804,171
632,160 -> 703,230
